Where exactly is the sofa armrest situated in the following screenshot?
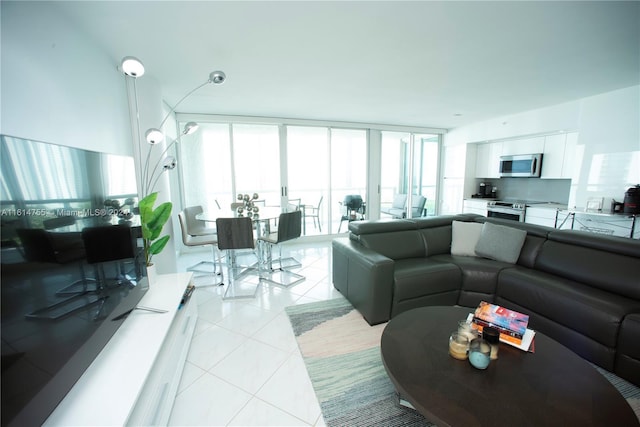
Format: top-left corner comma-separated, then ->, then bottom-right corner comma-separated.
332,238 -> 395,325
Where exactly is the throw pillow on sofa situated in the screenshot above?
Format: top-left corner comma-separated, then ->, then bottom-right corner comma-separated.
475,222 -> 527,264
451,220 -> 484,256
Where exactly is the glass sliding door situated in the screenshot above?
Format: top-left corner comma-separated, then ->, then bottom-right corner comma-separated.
231,124 -> 280,206
179,122 -> 280,212
380,132 -> 410,217
285,126 -> 367,235
179,122 -> 232,212
412,134 -> 439,217
330,128 -> 367,232
286,126 -> 330,235
380,131 -> 439,219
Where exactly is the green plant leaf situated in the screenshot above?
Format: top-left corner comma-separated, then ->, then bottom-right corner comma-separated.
149,235 -> 170,255
138,191 -> 173,264
148,202 -> 172,231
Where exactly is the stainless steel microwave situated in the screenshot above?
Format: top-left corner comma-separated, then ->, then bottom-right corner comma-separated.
499,153 -> 543,178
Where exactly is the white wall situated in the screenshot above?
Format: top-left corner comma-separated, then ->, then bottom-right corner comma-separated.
0,1 -> 131,155
444,85 -> 640,208
1,1 -> 177,272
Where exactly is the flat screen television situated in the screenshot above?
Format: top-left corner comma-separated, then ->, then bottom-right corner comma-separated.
0,134 -> 149,426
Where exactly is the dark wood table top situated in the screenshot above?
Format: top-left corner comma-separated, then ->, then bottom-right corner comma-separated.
381,306 -> 639,427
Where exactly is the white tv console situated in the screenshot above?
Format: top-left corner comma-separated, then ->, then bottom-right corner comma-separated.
44,272 -> 196,426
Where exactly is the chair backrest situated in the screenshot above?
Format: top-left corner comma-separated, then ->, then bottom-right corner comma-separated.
276,211 -> 302,243
410,196 -> 427,217
183,205 -> 204,224
391,194 -> 407,209
177,212 -> 191,245
16,228 -> 58,263
316,196 -> 324,209
182,205 -> 213,236
215,217 -> 254,250
82,225 -> 135,264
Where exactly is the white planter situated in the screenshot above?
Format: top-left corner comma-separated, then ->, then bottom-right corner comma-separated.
146,263 -> 157,284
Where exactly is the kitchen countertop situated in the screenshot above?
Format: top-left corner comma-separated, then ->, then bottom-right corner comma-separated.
527,202 -> 569,209
561,208 -> 638,218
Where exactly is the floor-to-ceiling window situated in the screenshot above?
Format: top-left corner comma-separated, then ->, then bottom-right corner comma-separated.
177,116 -> 441,239
329,128 -> 367,232
286,126 -> 367,235
380,131 -> 439,218
231,124 -> 280,205
179,123 -> 232,212
413,134 -> 439,216
286,126 -> 329,235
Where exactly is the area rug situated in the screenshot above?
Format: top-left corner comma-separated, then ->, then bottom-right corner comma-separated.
285,298 -> 640,427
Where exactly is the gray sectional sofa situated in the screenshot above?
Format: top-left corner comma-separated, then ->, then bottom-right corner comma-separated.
332,214 -> 640,386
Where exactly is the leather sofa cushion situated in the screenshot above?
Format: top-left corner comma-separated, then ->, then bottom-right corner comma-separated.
498,268 -> 640,347
616,314 -> 640,385
536,235 -> 640,300
517,235 -> 546,268
619,314 -> 640,360
349,219 -> 416,235
419,226 -> 453,256
358,230 -> 425,260
393,258 -> 461,303
433,254 -> 509,296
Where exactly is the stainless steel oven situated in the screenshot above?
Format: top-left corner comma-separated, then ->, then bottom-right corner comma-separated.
487,201 -> 526,222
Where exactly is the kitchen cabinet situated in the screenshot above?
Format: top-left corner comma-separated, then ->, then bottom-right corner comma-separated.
475,142 -> 502,178
524,206 -> 559,228
542,132 -> 578,179
501,137 -> 545,156
463,199 -> 488,217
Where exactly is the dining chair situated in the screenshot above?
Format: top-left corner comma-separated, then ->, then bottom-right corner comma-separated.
215,217 -> 261,299
257,210 -> 305,287
178,207 -> 223,286
303,196 -> 323,232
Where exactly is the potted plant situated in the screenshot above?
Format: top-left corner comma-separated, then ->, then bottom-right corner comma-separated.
139,192 -> 172,269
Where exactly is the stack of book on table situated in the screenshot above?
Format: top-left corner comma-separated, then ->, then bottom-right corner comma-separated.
469,301 -> 536,352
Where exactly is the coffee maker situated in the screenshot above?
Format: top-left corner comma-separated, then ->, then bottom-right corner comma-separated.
478,182 -> 493,198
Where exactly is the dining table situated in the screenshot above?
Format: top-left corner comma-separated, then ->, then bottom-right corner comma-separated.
196,206 -> 292,275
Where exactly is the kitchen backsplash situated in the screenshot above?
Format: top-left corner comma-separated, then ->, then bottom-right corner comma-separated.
478,178 -> 571,204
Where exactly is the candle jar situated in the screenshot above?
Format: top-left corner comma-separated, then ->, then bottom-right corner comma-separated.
468,338 -> 491,369
449,332 -> 469,360
458,320 -> 477,342
482,326 -> 500,360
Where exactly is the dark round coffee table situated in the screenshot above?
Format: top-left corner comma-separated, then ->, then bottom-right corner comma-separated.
381,306 -> 639,427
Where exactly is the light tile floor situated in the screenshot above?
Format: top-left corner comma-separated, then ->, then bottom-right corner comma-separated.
169,240 -> 340,427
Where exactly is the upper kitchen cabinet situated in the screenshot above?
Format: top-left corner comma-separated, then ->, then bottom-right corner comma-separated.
501,137 -> 545,155
541,132 -> 578,179
475,142 -> 503,178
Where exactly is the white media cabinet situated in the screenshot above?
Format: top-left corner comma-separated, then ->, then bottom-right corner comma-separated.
44,272 -> 196,426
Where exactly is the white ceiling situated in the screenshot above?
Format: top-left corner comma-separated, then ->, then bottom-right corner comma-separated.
57,1 -> 639,130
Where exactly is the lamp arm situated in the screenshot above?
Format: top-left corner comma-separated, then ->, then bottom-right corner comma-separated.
149,171 -> 166,196
156,79 -> 210,130
145,137 -> 180,193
